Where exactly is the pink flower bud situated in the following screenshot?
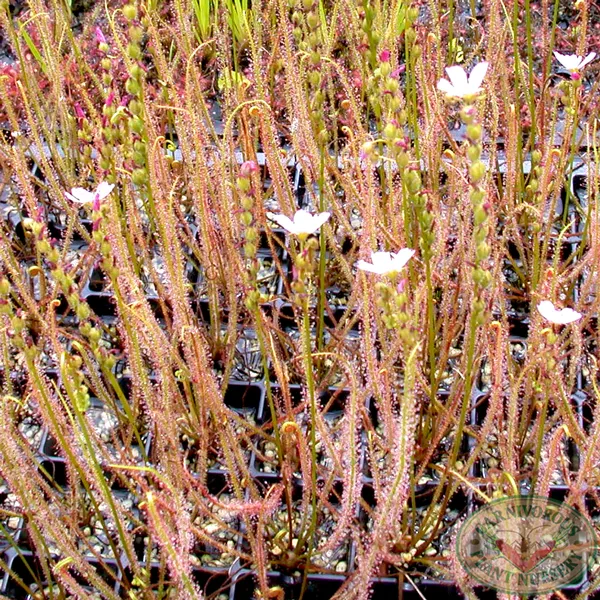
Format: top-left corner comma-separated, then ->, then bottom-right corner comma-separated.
95,27 -> 107,44
105,91 -> 115,106
395,137 -> 408,150
391,65 -> 405,78
74,103 -> 85,120
379,49 -> 391,63
240,160 -> 259,178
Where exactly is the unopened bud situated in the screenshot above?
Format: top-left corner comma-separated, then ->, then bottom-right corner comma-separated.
244,242 -> 257,257
126,43 -> 141,60
466,124 -> 482,142
123,4 -> 137,20
132,168 -> 147,185
240,160 -> 259,178
125,77 -> 141,95
476,241 -> 491,262
469,161 -> 486,183
405,170 -> 422,194
237,177 -> 251,192
474,205 -> 488,225
467,144 -> 481,162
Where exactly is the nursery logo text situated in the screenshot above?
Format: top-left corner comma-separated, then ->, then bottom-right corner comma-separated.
457,496 -> 596,594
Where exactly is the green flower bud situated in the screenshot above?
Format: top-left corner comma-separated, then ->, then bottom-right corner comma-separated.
383,122 -> 397,140
397,152 -> 409,169
103,354 -> 116,370
68,292 -> 79,306
474,205 -> 488,225
125,77 -> 141,95
389,96 -> 402,111
469,161 -> 486,183
129,116 -> 144,134
240,211 -> 253,226
308,70 -> 321,87
467,144 -> 481,162
470,189 -> 485,205
38,239 -> 51,254
76,303 -> 90,320
245,290 -> 261,311
318,129 -> 329,144
129,26 -> 144,43
237,177 -> 251,192
474,226 -> 487,245
466,124 -> 482,142
420,212 -> 434,229
12,316 -> 24,333
306,12 -> 319,29
47,249 -> 60,264
385,78 -> 399,94
476,241 -> 491,262
405,170 -> 422,194
123,4 -> 137,20
473,268 -> 491,288
133,151 -> 146,167
89,327 -> 102,343
244,242 -> 257,257
132,168 -> 147,185
126,43 -> 141,61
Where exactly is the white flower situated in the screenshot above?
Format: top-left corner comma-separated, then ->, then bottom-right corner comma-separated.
553,51 -> 596,73
356,249 -> 415,275
437,62 -> 489,98
65,181 -> 114,204
266,209 -> 330,237
537,300 -> 582,325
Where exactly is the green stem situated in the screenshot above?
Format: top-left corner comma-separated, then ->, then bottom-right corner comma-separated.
530,381 -> 550,494
316,147 -> 327,359
299,293 -> 319,584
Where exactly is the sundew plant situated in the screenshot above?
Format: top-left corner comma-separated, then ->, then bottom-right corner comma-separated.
1,0 -> 600,598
